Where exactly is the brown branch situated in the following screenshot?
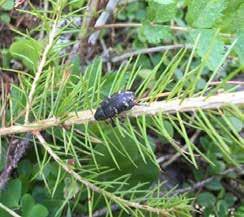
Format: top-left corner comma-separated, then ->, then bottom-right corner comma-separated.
161,130 -> 201,168
94,23 -> 234,38
110,44 -> 192,62
0,133 -> 32,190
173,165 -> 244,195
0,91 -> 244,136
88,0 -> 121,46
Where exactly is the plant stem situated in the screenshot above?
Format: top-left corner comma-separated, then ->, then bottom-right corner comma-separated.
1,91 -> 244,136
0,203 -> 21,217
94,23 -> 234,38
34,131 -> 170,216
24,17 -> 59,123
110,44 -> 192,62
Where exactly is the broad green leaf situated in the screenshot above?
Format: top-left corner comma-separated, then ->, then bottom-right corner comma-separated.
197,192 -> 216,207
139,23 -> 172,44
235,31 -> 244,66
235,205 -> 244,217
205,178 -> 223,191
147,0 -> 177,23
224,193 -> 237,207
68,0 -> 85,9
26,204 -> 49,217
219,2 -> 244,33
0,179 -> 22,208
1,0 -> 14,10
186,0 -> 227,28
228,116 -> 243,133
190,29 -> 225,71
10,38 -> 42,71
217,200 -> 229,217
0,13 -> 10,24
22,194 -> 35,217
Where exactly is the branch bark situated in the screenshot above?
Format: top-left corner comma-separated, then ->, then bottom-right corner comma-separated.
0,91 -> 244,136
110,44 -> 192,62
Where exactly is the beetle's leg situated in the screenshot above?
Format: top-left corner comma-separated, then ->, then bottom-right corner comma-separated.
110,118 -> 116,127
135,102 -> 149,106
118,115 -> 125,123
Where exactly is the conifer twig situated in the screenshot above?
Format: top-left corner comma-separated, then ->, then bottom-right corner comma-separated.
24,18 -> 59,123
34,131 -> 170,216
1,91 -> 243,136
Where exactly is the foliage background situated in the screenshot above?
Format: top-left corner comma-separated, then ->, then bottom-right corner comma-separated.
0,0 -> 244,217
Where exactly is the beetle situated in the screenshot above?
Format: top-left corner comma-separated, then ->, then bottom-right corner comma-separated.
94,91 -> 136,123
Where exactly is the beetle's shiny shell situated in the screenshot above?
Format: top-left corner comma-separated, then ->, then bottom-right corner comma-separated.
94,91 -> 135,120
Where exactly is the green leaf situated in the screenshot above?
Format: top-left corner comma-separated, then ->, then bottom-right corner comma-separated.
68,0 -> 85,9
147,0 -> 177,23
205,178 -> 223,191
224,193 -> 237,207
219,2 -> 244,33
208,160 -> 226,174
235,31 -> 244,66
0,144 -> 7,171
235,205 -> 244,217
9,38 -> 42,71
0,179 -> 22,208
189,29 -> 225,70
26,204 -> 49,217
186,0 -> 227,28
0,13 -> 10,24
228,116 -> 243,133
139,23 -> 172,44
22,194 -> 35,217
1,0 -> 14,10
217,200 -> 228,217
197,192 -> 216,207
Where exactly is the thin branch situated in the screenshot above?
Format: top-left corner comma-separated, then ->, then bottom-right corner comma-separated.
94,23 -> 234,38
24,18 -> 59,123
110,44 -> 192,62
1,91 -> 244,136
161,130 -> 201,168
34,132 -> 170,216
88,0 -> 121,46
0,133 -> 32,189
173,165 -> 244,195
0,203 -> 21,217
80,165 -> 244,217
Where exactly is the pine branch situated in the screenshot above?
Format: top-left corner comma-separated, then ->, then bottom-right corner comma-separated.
34,131 -> 170,216
0,91 -> 243,136
24,15 -> 60,123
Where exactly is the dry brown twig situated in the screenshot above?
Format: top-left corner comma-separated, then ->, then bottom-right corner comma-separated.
110,44 -> 192,62
0,133 -> 32,190
1,91 -> 243,136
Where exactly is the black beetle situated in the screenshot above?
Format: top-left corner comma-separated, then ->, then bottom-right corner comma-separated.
94,91 -> 136,122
